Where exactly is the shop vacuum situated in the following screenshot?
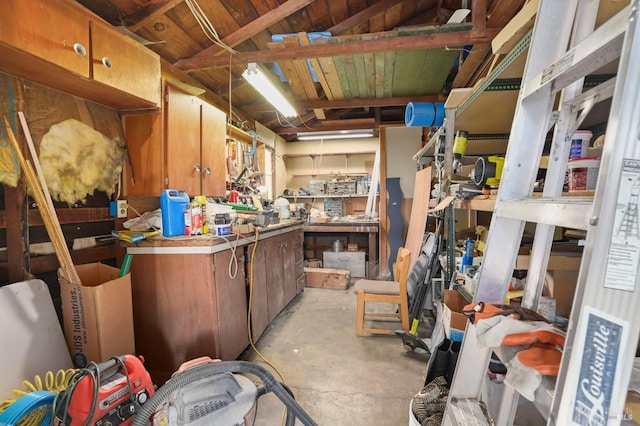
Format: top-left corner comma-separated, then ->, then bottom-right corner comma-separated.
51,356 -> 316,426
132,357 -> 317,426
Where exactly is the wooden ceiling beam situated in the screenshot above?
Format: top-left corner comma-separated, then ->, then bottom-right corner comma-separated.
129,0 -> 184,32
471,0 -> 487,38
176,0 -> 316,61
175,28 -> 501,70
452,0 -> 525,88
327,0 -> 406,35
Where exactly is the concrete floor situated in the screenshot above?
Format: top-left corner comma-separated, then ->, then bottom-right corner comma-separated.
241,285 -> 431,426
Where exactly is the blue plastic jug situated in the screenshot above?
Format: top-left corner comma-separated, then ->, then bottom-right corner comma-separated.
160,190 -> 190,237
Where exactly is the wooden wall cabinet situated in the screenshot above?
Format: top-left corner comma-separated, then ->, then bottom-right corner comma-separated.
0,0 -> 161,110
166,85 -> 226,196
130,250 -> 248,384
124,84 -> 227,197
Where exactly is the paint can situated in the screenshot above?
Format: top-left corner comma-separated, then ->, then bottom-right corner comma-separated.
568,157 -> 600,192
569,130 -> 593,159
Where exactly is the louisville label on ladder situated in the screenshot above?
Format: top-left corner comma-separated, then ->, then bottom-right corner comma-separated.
443,1 -> 640,425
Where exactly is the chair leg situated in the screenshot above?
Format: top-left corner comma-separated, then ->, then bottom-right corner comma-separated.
356,290 -> 365,336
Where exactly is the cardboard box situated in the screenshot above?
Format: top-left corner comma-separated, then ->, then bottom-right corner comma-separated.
323,251 -> 366,277
305,259 -> 322,268
60,263 -> 135,368
304,267 -> 350,289
443,290 -> 468,342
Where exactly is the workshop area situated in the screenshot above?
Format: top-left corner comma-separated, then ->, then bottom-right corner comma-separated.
2,1 -> 640,425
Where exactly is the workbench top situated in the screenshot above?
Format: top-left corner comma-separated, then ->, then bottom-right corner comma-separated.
124,220 -> 304,254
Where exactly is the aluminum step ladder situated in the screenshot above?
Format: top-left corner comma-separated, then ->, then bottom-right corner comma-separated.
443,1 -> 640,425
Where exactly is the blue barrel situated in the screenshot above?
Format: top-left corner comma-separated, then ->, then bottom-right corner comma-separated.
160,190 -> 190,237
405,102 -> 445,127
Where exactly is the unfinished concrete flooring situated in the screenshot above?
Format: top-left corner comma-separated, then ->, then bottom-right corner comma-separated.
241,286 -> 429,425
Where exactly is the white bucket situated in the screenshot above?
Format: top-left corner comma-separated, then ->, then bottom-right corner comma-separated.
569,130 -> 592,159
212,223 -> 231,236
568,157 -> 600,192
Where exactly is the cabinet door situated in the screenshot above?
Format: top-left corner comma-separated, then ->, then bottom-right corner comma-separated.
200,101 -> 227,197
265,235 -> 285,322
123,112 -> 165,196
248,242 -> 269,341
130,253 -> 217,385
166,85 -> 202,195
91,20 -> 161,105
1,0 -> 89,78
282,231 -> 298,305
213,250 -> 249,360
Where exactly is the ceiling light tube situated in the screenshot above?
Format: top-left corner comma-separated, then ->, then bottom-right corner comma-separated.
242,63 -> 297,118
297,131 -> 374,141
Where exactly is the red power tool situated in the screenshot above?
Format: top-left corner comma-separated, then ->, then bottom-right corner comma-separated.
55,355 -> 154,426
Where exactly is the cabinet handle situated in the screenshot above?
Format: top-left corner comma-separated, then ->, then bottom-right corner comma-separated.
204,166 -> 211,175
101,57 -> 113,69
194,164 -> 201,173
73,43 -> 87,57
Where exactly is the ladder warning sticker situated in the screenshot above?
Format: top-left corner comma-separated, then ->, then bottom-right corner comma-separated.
604,159 -> 640,291
570,307 -> 630,425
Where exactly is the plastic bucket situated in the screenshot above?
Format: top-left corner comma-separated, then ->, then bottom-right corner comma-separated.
568,157 -> 600,192
405,102 -> 445,127
160,189 -> 190,237
212,223 -> 231,236
569,130 -> 592,159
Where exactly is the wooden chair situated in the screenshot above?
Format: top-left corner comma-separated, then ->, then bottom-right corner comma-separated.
353,247 -> 411,336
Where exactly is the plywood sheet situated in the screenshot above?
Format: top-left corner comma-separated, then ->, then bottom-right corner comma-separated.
405,166 -> 432,271
0,279 -> 73,401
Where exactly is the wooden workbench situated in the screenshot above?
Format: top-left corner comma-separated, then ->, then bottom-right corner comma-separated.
303,220 -> 379,279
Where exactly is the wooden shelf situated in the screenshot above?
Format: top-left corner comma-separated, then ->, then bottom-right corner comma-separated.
290,173 -> 370,178
283,194 -> 373,199
284,151 -> 375,159
453,197 -> 496,212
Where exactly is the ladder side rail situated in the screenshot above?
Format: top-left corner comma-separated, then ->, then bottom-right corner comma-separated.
497,3 -> 602,424
446,1 -> 581,415
552,4 -> 640,424
520,0 -> 600,314
520,5 -> 629,100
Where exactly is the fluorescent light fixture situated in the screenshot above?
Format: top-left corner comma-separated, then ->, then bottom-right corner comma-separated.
297,130 -> 375,141
242,63 -> 297,118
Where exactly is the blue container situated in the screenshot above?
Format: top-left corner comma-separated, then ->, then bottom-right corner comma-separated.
160,190 -> 190,237
405,102 -> 445,127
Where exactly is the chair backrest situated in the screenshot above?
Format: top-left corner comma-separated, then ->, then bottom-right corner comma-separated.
394,247 -> 412,298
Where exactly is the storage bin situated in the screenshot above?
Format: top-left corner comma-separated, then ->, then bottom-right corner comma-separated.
323,251 -> 366,277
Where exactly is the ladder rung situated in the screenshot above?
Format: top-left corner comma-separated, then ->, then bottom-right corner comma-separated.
446,398 -> 491,426
564,77 -> 616,111
521,5 -> 629,99
495,197 -> 592,230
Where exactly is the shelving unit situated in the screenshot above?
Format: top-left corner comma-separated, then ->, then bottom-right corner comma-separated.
443,2 -> 638,425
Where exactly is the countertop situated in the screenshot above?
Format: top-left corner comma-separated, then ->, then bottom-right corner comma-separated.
124,220 -> 304,254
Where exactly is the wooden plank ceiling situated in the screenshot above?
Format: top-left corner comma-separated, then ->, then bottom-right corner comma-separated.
79,0 -> 526,140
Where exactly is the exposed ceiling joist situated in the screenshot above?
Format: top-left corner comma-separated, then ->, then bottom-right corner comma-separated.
327,0 -> 406,35
175,28 -> 501,70
129,0 -> 184,32
179,0 -> 316,62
